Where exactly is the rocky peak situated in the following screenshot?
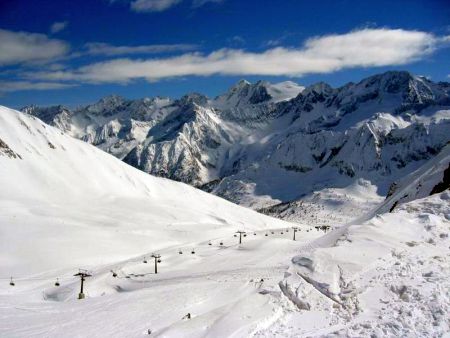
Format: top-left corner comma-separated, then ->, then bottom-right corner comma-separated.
214,79 -> 273,109
176,93 -> 209,108
85,95 -> 127,115
21,105 -> 71,125
303,82 -> 334,96
357,71 -> 436,104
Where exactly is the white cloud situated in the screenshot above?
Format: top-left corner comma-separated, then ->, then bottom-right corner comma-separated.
0,80 -> 75,93
50,21 -> 69,34
130,0 -> 182,12
29,29 -> 443,84
0,29 -> 69,66
227,36 -> 245,46
128,0 -> 223,12
84,42 -> 197,56
192,0 -> 224,7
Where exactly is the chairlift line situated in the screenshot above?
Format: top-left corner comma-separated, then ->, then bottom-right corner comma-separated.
4,224 -> 313,293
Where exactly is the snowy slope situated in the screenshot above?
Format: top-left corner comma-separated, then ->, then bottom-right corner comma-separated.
265,148 -> 450,337
374,142 -> 450,215
0,104 -> 449,337
0,105 -> 326,338
0,105 -> 291,277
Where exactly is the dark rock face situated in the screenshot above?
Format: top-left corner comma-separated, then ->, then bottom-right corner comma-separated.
0,138 -> 21,159
430,163 -> 450,195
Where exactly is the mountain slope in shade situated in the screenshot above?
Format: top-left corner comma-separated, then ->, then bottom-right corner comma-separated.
0,105 -> 290,277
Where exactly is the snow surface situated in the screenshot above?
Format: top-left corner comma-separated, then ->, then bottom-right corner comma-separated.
1,105 -> 449,337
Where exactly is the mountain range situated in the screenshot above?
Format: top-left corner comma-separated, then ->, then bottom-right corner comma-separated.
22,71 -> 450,225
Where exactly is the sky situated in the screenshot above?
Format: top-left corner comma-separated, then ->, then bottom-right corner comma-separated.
0,0 -> 449,108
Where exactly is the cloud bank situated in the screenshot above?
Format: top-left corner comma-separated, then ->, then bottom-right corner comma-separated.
0,80 -> 75,93
83,42 -> 197,56
30,28 -> 444,84
0,29 -> 69,66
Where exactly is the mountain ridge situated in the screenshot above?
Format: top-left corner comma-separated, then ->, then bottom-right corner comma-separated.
21,71 -> 450,225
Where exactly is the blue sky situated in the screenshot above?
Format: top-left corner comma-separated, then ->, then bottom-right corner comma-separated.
0,0 -> 449,108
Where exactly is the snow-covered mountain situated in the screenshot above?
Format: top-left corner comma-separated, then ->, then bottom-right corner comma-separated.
0,104 -> 448,337
22,72 -> 450,225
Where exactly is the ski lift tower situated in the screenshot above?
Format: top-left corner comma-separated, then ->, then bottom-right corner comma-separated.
74,269 -> 92,299
292,227 -> 299,241
151,253 -> 161,274
235,230 -> 246,244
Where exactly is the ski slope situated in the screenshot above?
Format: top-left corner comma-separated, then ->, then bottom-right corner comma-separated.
0,106 -> 449,337
0,106 -> 320,337
0,105 -> 295,277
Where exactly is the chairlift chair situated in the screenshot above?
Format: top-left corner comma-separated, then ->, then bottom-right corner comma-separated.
9,277 -> 14,286
54,278 -> 60,287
